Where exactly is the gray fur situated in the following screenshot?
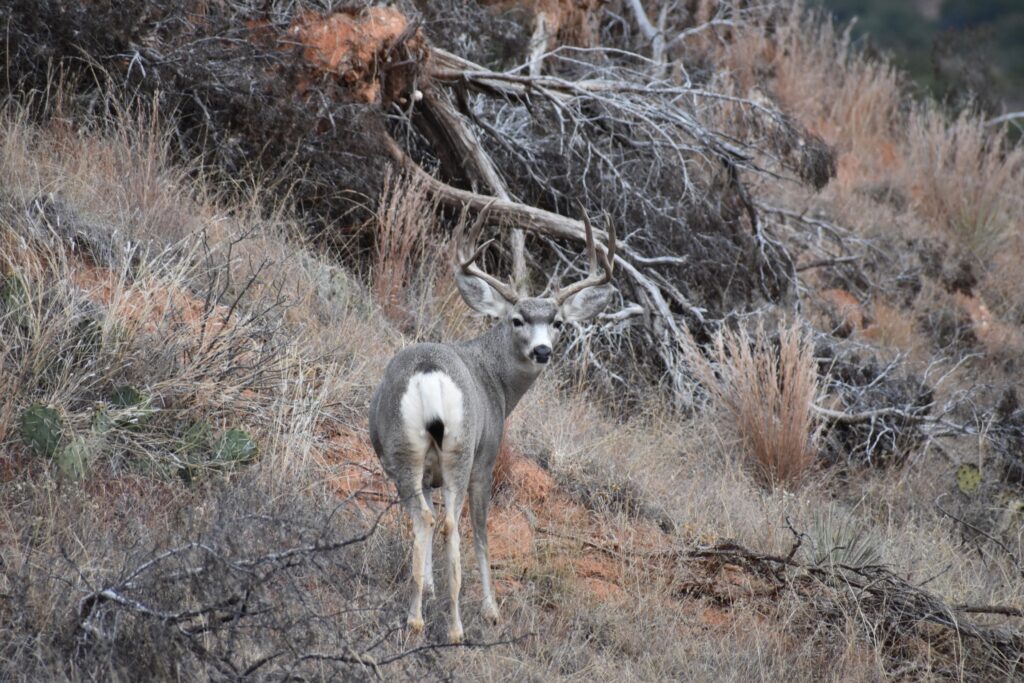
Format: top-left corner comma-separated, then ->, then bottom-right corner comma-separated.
368,275 -> 610,640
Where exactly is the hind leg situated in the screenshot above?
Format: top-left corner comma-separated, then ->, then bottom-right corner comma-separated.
423,491 -> 436,596
440,452 -> 472,643
397,480 -> 434,634
469,478 -> 499,624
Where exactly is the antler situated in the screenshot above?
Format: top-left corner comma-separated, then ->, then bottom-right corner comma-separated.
552,209 -> 616,305
454,201 -> 521,304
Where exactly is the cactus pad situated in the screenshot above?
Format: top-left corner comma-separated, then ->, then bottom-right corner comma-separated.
57,436 -> 90,480
110,385 -> 145,407
109,385 -> 154,427
213,428 -> 258,464
956,463 -> 981,495
20,404 -> 64,457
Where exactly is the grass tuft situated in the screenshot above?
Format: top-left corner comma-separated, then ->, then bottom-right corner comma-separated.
685,323 -> 820,488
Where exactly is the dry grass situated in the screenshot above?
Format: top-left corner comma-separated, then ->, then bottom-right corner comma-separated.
372,168 -> 438,324
901,108 -> 1024,261
863,298 -> 920,354
5,4 -> 1024,676
683,324 -> 820,488
712,4 -> 903,181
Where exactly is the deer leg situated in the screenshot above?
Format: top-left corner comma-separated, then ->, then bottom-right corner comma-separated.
400,481 -> 434,634
440,458 -> 470,644
469,479 -> 499,624
423,491 -> 436,597
441,482 -> 466,644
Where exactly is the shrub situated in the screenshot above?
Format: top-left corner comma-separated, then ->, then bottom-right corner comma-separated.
372,169 -> 438,323
685,323 -> 820,488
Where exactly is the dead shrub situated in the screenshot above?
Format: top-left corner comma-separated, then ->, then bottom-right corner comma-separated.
901,107 -> 1024,261
862,298 -> 918,353
372,169 -> 437,323
685,323 -> 820,488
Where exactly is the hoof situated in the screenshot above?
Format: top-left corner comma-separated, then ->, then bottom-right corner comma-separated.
481,602 -> 500,626
407,616 -> 425,633
448,624 -> 464,644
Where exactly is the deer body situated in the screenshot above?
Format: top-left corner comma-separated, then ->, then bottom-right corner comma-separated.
368,209 -> 614,643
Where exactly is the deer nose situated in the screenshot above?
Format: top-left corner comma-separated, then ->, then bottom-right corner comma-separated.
532,345 -> 552,364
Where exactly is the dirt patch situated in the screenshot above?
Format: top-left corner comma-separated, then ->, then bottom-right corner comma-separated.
317,429 -> 390,505
818,288 -> 864,337
581,576 -> 626,601
288,7 -> 426,104
488,506 -> 534,564
494,445 -> 555,504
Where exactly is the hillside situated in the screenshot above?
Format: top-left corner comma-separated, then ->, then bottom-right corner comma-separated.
816,0 -> 1024,112
2,1 -> 1024,680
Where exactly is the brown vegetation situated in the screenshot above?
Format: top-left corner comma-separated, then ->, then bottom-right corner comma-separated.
3,1 -> 1024,680
684,324 -> 820,487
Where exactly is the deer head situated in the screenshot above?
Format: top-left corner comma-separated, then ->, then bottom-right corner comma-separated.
453,204 -> 616,365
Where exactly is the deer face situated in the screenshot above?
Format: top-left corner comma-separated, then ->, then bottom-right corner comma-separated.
452,203 -> 616,368
455,285 -> 614,366
509,298 -> 560,365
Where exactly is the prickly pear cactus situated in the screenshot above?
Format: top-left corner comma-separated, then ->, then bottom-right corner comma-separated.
956,463 -> 981,495
110,385 -> 145,408
109,385 -> 154,427
213,428 -> 257,464
181,421 -> 213,456
91,404 -> 115,434
20,404 -> 64,457
57,436 -> 90,480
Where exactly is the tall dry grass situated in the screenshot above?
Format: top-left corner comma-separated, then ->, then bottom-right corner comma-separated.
0,97 -> 399,492
712,4 -> 903,167
901,107 -> 1024,261
684,323 -> 820,488
372,168 -> 438,323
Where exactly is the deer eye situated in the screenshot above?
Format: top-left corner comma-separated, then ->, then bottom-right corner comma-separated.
512,317 -> 524,328
553,320 -> 563,330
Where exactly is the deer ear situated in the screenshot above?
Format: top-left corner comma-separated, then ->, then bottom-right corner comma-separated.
456,272 -> 513,319
559,285 -> 613,322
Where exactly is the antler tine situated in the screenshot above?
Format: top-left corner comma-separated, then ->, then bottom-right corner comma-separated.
553,208 -> 616,305
454,200 -> 520,304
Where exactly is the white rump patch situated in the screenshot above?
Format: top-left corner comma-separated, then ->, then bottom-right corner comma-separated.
399,371 -> 464,453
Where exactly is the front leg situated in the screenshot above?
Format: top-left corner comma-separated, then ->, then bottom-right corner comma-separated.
469,478 -> 499,624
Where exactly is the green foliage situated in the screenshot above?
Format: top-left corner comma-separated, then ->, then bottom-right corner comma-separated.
91,405 -> 115,434
19,404 -> 64,457
816,0 -> 1024,110
809,506 -> 883,570
56,435 -> 92,480
956,463 -> 982,494
213,428 -> 258,465
108,385 -> 155,428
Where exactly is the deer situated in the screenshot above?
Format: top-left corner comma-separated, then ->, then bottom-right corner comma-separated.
368,205 -> 615,643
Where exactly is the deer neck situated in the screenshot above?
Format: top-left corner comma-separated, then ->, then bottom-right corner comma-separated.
458,322 -> 543,418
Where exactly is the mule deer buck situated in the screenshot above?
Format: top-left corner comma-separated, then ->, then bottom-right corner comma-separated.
369,206 -> 615,643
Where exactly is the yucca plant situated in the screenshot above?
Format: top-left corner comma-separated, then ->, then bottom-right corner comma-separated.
809,505 -> 883,571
